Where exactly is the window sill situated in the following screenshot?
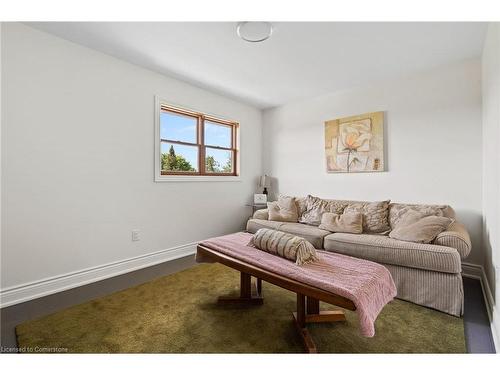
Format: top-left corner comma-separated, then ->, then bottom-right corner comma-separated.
155,175 -> 242,182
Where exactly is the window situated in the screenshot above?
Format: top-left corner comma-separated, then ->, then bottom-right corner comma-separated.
155,99 -> 239,181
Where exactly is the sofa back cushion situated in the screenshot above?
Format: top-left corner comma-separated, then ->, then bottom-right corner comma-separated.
281,196 -> 456,235
298,195 -> 348,226
344,200 -> 391,233
388,203 -> 455,229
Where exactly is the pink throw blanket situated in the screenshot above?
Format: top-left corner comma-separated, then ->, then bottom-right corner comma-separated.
199,232 -> 397,337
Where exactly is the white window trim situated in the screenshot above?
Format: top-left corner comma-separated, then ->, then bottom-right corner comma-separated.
154,96 -> 241,182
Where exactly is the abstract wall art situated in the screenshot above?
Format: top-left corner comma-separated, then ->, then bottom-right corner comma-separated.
324,111 -> 384,173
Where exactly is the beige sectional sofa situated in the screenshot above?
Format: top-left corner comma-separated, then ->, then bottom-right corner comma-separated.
246,197 -> 472,316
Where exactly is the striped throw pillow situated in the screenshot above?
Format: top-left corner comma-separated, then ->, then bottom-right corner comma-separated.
248,228 -> 319,265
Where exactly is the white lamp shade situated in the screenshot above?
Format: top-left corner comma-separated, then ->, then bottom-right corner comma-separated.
259,175 -> 271,188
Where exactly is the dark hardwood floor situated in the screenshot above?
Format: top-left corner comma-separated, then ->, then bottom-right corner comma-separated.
0,257 -> 496,353
463,277 -> 496,353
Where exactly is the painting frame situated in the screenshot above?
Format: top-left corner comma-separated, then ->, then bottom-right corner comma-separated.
324,111 -> 385,173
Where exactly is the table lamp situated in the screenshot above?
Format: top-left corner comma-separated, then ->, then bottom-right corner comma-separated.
259,175 -> 271,195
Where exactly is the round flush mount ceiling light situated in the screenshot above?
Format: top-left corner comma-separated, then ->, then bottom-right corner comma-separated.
236,22 -> 273,43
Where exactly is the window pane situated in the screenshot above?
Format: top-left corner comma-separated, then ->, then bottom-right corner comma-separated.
204,121 -> 232,148
161,142 -> 198,172
160,111 -> 197,143
205,147 -> 233,174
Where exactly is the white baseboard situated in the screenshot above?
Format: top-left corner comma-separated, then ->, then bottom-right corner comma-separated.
462,262 -> 484,280
462,262 -> 499,352
0,242 -> 197,308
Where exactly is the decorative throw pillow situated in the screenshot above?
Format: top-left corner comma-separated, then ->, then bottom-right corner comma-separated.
294,196 -> 308,217
392,209 -> 428,229
389,215 -> 454,244
248,228 -> 319,265
299,195 -> 348,226
278,195 -> 307,217
388,204 -> 450,229
344,200 -> 391,233
318,212 -> 363,234
267,196 -> 298,222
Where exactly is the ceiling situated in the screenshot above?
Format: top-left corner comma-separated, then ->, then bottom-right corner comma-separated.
28,22 -> 487,109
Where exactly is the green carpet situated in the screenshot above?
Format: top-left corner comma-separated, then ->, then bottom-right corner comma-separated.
16,263 -> 466,353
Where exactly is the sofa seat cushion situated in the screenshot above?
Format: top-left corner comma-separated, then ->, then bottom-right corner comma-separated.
246,219 -> 284,232
278,223 -> 332,249
246,219 -> 330,249
323,233 -> 461,274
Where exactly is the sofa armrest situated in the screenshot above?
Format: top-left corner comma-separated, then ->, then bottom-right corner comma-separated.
433,221 -> 471,259
253,209 -> 269,220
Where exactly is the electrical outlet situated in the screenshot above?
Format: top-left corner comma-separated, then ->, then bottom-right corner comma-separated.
131,230 -> 140,241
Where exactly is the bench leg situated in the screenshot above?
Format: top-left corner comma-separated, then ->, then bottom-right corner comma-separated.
293,294 -> 346,353
292,293 -> 317,353
304,296 -> 346,323
307,296 -> 320,314
217,272 -> 264,305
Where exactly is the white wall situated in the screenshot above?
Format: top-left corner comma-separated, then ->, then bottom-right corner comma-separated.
1,23 -> 262,291
263,59 -> 483,265
482,22 -> 500,348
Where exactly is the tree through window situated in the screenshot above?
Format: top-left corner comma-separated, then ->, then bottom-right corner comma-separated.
159,105 -> 238,176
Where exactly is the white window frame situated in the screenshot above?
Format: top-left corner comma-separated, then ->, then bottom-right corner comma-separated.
154,96 -> 241,182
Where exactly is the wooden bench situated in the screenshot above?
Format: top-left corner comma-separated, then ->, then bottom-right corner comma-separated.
197,244 -> 357,353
